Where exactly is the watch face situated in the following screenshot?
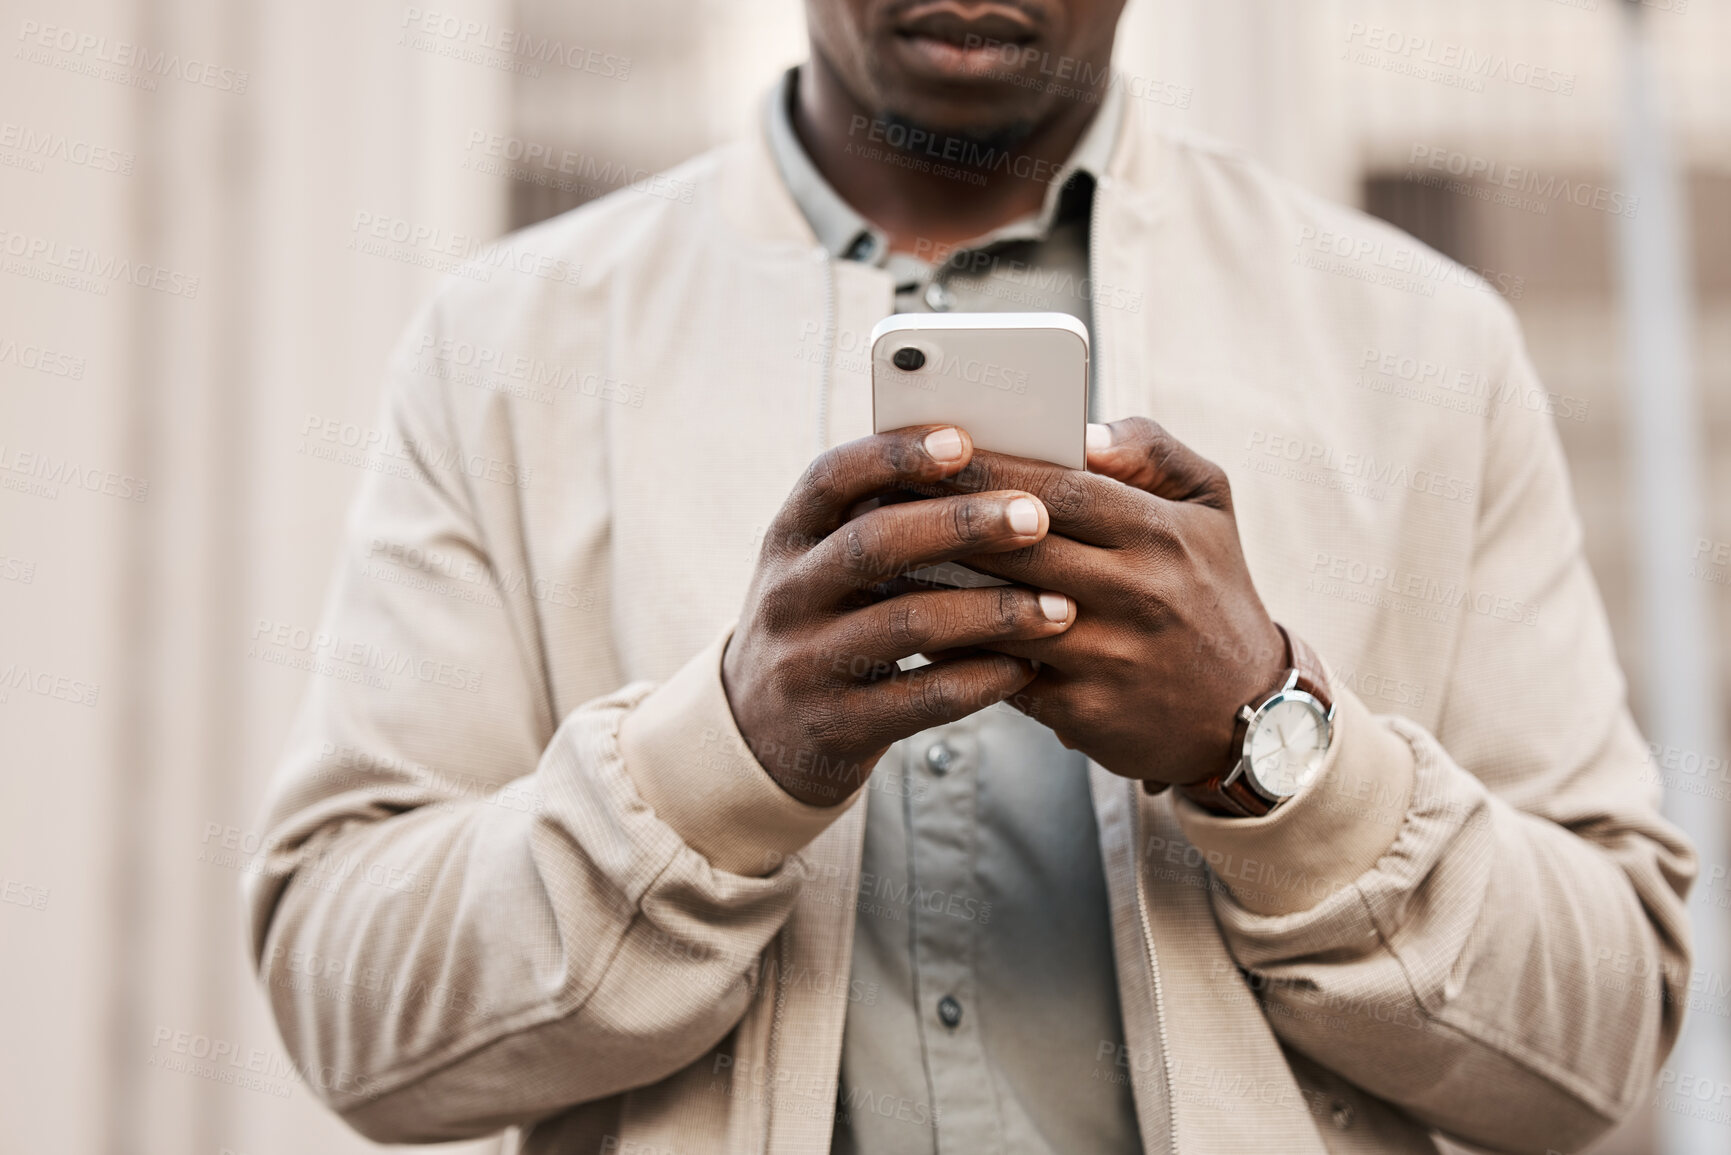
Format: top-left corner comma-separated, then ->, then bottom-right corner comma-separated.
1246,696 -> 1330,798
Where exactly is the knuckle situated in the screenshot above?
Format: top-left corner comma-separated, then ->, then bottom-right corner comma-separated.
1126,586 -> 1173,632
1043,472 -> 1090,521
1121,416 -> 1161,445
950,459 -> 996,495
842,522 -> 887,577
883,434 -> 923,477
948,497 -> 988,545
802,709 -> 852,757
1206,466 -> 1234,510
885,599 -> 928,650
912,674 -> 958,722
756,583 -> 804,632
800,453 -> 843,510
990,585 -> 1024,633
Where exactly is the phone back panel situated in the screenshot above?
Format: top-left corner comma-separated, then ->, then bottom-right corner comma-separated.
870,313 -> 1089,470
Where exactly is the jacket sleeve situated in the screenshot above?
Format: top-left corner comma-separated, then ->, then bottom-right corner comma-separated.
242,298 -> 855,1144
1174,309 -> 1696,1154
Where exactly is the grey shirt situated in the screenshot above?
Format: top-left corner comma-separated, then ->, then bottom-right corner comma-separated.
766,70 -> 1143,1155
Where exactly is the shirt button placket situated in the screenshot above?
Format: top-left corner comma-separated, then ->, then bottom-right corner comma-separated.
904,722 -> 996,1153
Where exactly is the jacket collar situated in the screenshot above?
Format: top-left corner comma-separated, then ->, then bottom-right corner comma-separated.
762,65 -> 1127,264
716,67 -> 1151,252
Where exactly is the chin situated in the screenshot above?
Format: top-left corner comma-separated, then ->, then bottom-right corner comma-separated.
864,70 -> 1051,149
873,103 -> 1039,156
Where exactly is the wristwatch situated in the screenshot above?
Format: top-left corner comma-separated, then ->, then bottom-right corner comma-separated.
1178,625 -> 1335,818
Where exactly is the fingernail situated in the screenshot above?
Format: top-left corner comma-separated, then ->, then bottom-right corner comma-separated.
1086,423 -> 1113,451
924,427 -> 964,462
1039,592 -> 1070,623
1006,497 -> 1040,535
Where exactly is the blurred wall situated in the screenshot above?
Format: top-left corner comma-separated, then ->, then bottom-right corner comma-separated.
1,2 -> 1726,1153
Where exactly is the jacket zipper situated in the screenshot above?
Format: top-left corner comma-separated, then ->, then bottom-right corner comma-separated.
760,930 -> 789,1155
761,250 -> 836,1155
1096,166 -> 1178,1153
1132,781 -> 1179,1155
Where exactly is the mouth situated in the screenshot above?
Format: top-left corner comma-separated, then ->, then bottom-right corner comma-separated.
892,1 -> 1043,80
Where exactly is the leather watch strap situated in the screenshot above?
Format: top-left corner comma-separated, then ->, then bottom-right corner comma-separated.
1172,624 -> 1329,817
1284,627 -> 1332,713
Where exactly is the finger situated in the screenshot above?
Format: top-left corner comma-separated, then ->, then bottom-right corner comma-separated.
847,652 -> 1036,749
920,448 -> 1146,547
963,613 -> 1100,667
834,584 -> 1076,664
955,533 -> 1120,603
799,489 -> 1050,599
1085,417 -> 1231,509
771,425 -> 976,549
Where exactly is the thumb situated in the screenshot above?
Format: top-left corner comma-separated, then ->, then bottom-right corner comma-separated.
1086,417 -> 1231,509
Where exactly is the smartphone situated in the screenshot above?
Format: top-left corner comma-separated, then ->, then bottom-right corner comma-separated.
870,312 -> 1089,589
870,311 -> 1089,469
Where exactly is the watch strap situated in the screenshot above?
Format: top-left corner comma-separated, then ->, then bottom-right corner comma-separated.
1175,624 -> 1329,817
1285,626 -> 1333,713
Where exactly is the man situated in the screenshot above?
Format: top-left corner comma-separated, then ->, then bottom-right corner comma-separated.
245,1 -> 1694,1152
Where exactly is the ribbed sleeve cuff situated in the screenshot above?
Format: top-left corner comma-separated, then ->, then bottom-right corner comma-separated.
617,626 -> 860,877
1173,683 -> 1416,915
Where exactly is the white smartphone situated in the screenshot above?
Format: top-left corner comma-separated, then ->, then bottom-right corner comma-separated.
870,312 -> 1089,589
870,311 -> 1089,469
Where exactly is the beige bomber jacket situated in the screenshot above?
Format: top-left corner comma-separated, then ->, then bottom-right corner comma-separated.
244,89 -> 1695,1155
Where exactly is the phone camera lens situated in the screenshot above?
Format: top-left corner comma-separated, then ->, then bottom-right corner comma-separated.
892,346 -> 926,371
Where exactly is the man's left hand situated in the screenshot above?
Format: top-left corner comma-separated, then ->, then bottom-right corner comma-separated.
927,417 -> 1286,788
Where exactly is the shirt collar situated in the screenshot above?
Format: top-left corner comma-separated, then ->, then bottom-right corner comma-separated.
765,65 -> 1124,265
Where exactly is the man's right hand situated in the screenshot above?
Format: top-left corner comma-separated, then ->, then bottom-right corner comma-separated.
721,425 -> 1076,805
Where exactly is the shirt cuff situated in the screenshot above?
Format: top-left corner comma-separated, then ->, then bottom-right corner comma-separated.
617,625 -> 861,878
1172,683 -> 1416,916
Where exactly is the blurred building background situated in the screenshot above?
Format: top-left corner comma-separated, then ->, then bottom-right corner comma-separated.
1,1 -> 1727,1152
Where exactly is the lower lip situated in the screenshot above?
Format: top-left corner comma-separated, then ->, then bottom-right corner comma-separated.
895,33 -> 1033,80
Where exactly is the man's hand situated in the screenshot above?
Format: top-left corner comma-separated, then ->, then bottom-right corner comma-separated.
931,417 -> 1286,787
722,425 -> 1078,806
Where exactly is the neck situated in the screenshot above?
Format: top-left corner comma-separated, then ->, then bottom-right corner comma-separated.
792,58 -> 1106,255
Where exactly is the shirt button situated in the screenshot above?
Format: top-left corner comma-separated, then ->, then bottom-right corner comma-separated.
923,281 -> 954,312
1330,1100 -> 1355,1130
937,996 -> 963,1028
925,741 -> 955,775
